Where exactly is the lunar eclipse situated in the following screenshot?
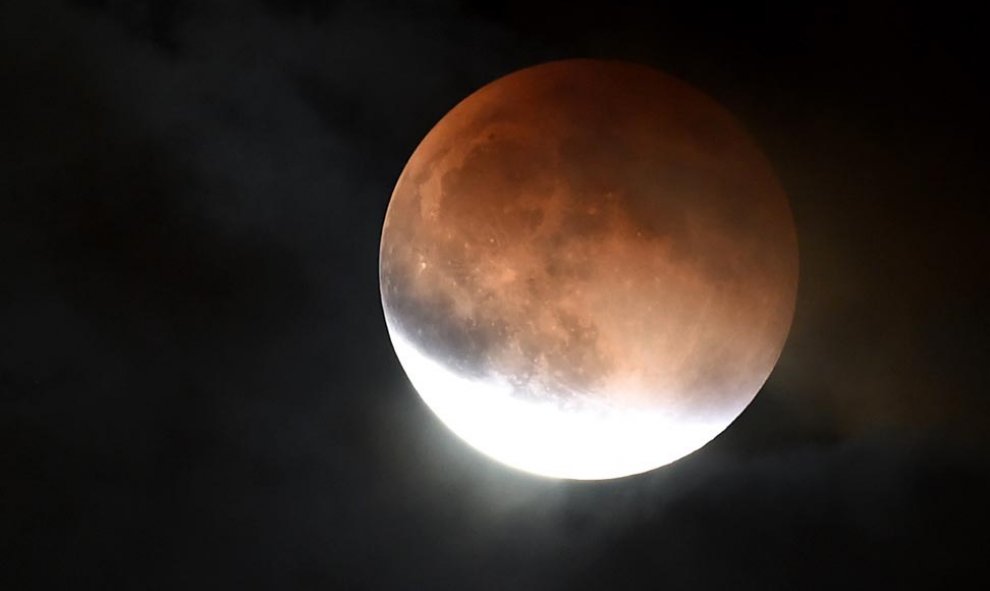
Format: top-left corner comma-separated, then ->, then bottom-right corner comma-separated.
6,2 -> 990,587
380,60 -> 798,479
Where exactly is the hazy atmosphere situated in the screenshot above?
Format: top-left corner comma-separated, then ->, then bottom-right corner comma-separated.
3,1 -> 988,588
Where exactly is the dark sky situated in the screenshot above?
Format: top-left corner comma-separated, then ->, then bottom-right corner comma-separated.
2,1 -> 988,589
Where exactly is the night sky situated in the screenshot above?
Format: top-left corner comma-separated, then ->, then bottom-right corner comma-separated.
3,1 -> 988,589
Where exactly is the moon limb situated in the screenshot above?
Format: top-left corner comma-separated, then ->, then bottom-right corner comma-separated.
385,320 -> 730,480
380,59 -> 798,479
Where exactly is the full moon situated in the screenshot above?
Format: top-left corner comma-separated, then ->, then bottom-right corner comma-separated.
380,60 -> 798,480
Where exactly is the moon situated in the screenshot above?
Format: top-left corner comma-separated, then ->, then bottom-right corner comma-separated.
380,60 -> 798,480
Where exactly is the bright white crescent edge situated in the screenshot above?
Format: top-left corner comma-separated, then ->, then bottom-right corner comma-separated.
385,313 -> 745,480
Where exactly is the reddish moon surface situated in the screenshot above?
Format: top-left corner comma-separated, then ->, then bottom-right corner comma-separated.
380,60 -> 798,479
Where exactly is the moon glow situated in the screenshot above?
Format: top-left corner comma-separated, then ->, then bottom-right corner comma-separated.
380,60 -> 798,480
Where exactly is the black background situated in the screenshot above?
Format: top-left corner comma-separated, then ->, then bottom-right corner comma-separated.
3,1 -> 988,589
